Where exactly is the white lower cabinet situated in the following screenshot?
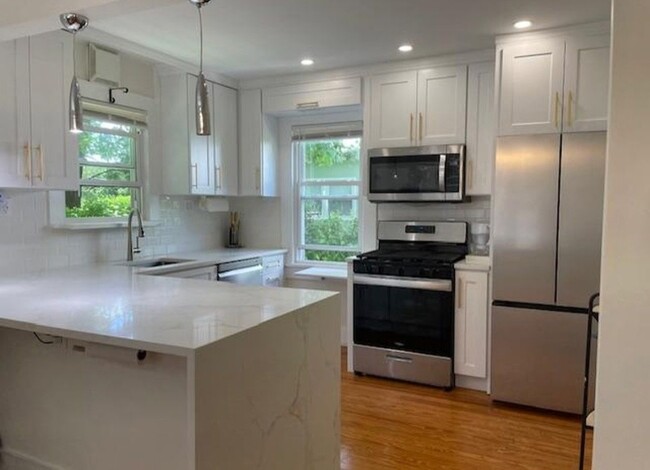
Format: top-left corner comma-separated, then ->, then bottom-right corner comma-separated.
454,269 -> 489,378
262,254 -> 284,287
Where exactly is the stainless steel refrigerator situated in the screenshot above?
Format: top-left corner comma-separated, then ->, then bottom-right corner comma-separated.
491,132 -> 606,413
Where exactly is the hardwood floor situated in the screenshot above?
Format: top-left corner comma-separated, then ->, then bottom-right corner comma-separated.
340,349 -> 593,470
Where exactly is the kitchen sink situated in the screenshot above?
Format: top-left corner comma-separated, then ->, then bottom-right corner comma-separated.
121,258 -> 192,268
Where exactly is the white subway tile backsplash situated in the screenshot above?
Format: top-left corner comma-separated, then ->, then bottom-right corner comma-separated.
377,196 -> 491,225
0,191 -> 228,277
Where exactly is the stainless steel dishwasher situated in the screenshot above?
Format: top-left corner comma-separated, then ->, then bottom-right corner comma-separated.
217,258 -> 263,285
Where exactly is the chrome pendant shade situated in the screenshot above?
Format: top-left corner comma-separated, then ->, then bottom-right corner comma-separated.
190,0 -> 212,136
195,72 -> 211,135
60,13 -> 88,134
68,76 -> 83,134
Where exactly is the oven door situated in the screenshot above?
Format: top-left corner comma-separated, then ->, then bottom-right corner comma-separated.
352,274 -> 454,357
367,146 -> 464,202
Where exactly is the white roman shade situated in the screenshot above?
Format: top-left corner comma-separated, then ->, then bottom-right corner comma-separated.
292,121 -> 362,142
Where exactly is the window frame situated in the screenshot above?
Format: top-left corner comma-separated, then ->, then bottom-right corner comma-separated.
65,117 -> 145,223
292,133 -> 362,266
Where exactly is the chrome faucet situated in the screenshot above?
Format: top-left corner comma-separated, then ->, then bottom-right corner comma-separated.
127,208 -> 145,262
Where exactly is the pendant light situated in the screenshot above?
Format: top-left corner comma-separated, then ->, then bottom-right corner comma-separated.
189,0 -> 212,136
60,13 -> 89,134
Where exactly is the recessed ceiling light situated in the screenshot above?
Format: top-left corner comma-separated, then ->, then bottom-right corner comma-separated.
301,58 -> 314,66
398,44 -> 413,53
514,20 -> 533,29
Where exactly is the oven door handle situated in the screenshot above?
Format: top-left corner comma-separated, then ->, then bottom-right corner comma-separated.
353,275 -> 452,292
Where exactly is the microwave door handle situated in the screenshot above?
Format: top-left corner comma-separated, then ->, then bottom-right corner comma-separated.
438,154 -> 446,192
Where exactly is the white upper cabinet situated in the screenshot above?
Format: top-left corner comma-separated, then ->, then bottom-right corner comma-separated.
239,89 -> 278,197
186,74 -> 215,195
212,83 -> 239,196
454,269 -> 489,378
29,32 -> 78,190
563,34 -> 610,132
0,31 -> 77,190
0,39 -> 29,188
417,65 -> 467,145
498,31 -> 610,136
161,73 -> 239,196
369,71 -> 418,148
499,39 -> 566,136
369,66 -> 468,149
262,78 -> 361,115
466,62 -> 495,196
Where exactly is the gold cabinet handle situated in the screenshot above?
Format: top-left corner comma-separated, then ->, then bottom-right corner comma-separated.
466,159 -> 473,191
34,145 -> 44,181
23,144 -> 31,180
554,92 -> 561,129
456,279 -> 462,309
409,113 -> 414,142
191,163 -> 198,188
568,91 -> 574,128
419,112 -> 423,142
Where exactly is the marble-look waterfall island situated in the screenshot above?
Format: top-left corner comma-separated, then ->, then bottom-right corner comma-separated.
0,265 -> 340,470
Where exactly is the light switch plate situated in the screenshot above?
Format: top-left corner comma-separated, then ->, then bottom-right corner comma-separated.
0,192 -> 11,215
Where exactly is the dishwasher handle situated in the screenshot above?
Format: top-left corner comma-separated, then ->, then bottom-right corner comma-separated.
218,264 -> 263,279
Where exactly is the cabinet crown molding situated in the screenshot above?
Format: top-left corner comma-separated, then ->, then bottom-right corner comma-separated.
495,21 -> 610,46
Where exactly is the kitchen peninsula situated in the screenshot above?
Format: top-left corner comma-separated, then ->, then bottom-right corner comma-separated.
0,266 -> 340,470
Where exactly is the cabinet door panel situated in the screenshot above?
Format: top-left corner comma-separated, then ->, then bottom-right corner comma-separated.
213,83 -> 238,196
499,39 -> 565,135
0,39 -> 30,188
563,35 -> 610,132
238,89 -> 262,196
466,62 -> 495,195
369,71 -> 417,148
29,31 -> 78,190
417,65 -> 467,145
187,74 -> 214,195
455,270 -> 489,378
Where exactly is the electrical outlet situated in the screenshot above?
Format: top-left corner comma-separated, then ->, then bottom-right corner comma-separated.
0,192 -> 10,215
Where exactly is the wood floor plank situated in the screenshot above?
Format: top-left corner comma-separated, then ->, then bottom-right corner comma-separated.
341,349 -> 593,469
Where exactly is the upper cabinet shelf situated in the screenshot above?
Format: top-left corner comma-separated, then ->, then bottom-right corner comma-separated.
497,33 -> 610,136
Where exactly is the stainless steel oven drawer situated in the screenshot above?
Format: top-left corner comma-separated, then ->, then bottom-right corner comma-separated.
353,345 -> 452,388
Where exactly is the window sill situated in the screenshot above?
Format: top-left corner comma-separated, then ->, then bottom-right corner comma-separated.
49,220 -> 161,231
288,267 -> 348,282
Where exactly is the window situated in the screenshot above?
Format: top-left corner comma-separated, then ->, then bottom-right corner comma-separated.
65,117 -> 143,219
294,122 -> 362,264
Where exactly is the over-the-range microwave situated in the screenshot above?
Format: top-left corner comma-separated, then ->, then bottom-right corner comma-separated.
367,145 -> 465,202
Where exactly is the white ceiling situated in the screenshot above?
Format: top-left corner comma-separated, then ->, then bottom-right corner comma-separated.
93,0 -> 611,80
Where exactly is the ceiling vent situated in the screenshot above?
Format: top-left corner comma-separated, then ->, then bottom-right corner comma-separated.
88,43 -> 120,86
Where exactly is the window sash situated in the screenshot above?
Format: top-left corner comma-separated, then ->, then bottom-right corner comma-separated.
297,245 -> 359,252
294,136 -> 361,263
77,179 -> 141,189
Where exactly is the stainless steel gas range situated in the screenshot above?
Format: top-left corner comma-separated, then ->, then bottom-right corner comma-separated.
352,221 -> 468,389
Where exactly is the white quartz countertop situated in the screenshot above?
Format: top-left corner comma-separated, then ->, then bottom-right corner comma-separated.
455,255 -> 491,272
0,261 -> 334,357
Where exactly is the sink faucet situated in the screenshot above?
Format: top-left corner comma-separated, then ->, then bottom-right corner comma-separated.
127,208 -> 145,262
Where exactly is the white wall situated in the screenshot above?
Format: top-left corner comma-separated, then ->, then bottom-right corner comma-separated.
593,0 -> 650,467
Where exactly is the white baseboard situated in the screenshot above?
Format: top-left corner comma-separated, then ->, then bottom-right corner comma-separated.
455,375 -> 488,392
0,449 -> 65,470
